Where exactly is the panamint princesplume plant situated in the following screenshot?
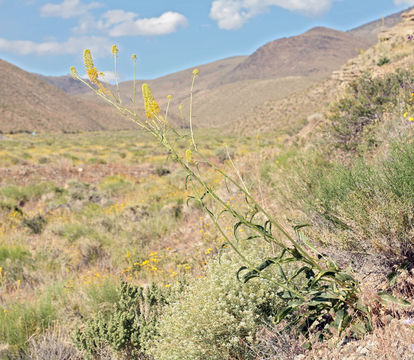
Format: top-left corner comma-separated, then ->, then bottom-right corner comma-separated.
70,47 -> 373,344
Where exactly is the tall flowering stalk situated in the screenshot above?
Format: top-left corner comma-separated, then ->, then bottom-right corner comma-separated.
71,48 -> 372,342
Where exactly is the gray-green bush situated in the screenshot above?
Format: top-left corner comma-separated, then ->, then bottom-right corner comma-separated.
73,281 -> 170,359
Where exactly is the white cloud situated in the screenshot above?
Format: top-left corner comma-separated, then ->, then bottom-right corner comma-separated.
394,0 -> 414,5
72,9 -> 188,37
108,11 -> 188,36
210,0 -> 333,30
41,0 -> 102,19
0,7 -> 187,58
0,36 -> 111,56
73,10 -> 139,34
100,9 -> 138,28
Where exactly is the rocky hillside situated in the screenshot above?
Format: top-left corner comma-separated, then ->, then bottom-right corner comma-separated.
0,59 -> 134,133
236,8 -> 414,136
220,27 -> 371,84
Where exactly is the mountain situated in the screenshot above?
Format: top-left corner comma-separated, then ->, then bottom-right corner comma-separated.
219,27 -> 371,84
236,7 -> 414,136
36,74 -> 91,95
1,8 -> 409,133
0,59 -> 134,133
348,7 -> 413,43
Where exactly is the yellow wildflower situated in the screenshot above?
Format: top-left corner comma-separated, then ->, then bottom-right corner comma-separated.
192,68 -> 199,76
142,83 -> 160,118
111,44 -> 119,56
70,66 -> 78,79
83,49 -> 99,84
404,112 -> 409,118
131,54 -> 137,61
185,149 -> 193,163
149,252 -> 158,257
205,248 -> 212,255
409,117 -> 414,122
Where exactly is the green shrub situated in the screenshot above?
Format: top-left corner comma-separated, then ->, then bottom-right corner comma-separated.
56,223 -> 97,243
83,278 -> 120,316
0,182 -> 56,205
22,215 -> 47,234
73,281 -> 170,359
329,69 -> 414,150
0,298 -> 56,352
292,141 -> 414,261
383,141 -> 414,207
377,56 -> 391,66
98,176 -> 132,196
0,244 -> 34,284
0,244 -> 31,263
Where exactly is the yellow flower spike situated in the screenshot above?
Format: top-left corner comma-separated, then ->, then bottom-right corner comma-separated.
185,149 -> 193,163
70,66 -> 78,79
167,94 -> 172,100
142,83 -> 160,119
404,112 -> 409,118
111,44 -> 119,56
83,49 -> 99,84
192,68 -> 199,76
131,54 -> 137,61
83,49 -> 94,69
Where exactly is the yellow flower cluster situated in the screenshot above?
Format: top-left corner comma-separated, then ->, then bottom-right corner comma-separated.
142,83 -> 161,119
111,44 -> 119,56
403,111 -> 414,122
83,49 -> 99,84
82,49 -> 113,98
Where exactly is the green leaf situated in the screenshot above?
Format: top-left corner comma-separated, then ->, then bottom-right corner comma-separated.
378,292 -> 411,307
387,270 -> 400,287
275,306 -> 293,323
351,321 -> 368,336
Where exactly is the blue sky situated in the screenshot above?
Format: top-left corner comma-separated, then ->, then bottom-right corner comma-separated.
0,0 -> 413,81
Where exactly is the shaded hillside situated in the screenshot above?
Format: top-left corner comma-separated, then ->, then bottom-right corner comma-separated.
220,27 -> 371,84
36,74 -> 91,95
0,59 -> 134,133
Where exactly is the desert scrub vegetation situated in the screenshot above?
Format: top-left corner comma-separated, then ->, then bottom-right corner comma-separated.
328,68 -> 414,151
2,41 -> 414,359
65,46 -> 383,358
284,140 -> 414,263
149,244 -> 281,360
0,103 -> 263,357
74,281 -> 171,359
